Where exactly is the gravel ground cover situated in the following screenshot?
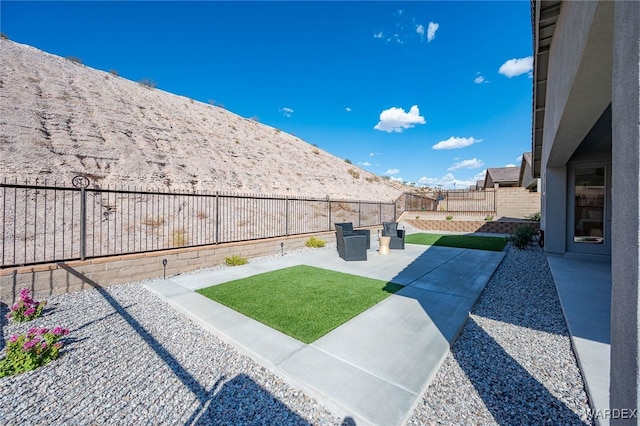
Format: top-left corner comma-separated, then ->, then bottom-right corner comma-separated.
1,244 -> 593,425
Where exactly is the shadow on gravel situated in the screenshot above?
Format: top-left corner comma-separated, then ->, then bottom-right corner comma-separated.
0,302 -> 7,351
452,318 -> 590,425
59,265 -> 311,425
188,374 -> 311,425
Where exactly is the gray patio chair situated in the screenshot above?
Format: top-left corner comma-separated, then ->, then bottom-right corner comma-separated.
333,222 -> 370,249
382,221 -> 405,250
335,223 -> 368,261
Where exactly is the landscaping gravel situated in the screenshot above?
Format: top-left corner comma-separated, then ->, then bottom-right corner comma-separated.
1,244 -> 593,425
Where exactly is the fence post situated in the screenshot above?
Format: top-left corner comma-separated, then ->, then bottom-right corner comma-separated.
285,196 -> 289,236
379,202 -> 382,225
79,187 -> 86,260
358,201 -> 362,227
327,196 -> 332,231
215,191 -> 219,244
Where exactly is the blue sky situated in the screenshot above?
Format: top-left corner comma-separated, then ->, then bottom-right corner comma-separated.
2,1 -> 534,189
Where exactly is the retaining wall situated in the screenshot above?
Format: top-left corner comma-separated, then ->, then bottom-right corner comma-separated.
405,219 -> 540,235
0,230 -> 344,305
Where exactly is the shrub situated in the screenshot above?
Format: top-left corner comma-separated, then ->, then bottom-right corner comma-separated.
65,56 -> 83,65
347,169 -> 360,179
109,69 -> 119,76
0,33 -> 9,40
171,229 -> 188,247
142,216 -> 165,227
138,78 -> 157,89
507,225 -> 537,249
526,211 -> 541,221
446,215 -> 453,221
344,159 -> 352,164
0,327 -> 70,377
6,288 -> 47,323
225,254 -> 248,266
485,215 -> 494,221
305,236 -> 326,248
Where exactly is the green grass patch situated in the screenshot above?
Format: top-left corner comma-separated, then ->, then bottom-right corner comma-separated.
197,265 -> 402,343
405,233 -> 507,252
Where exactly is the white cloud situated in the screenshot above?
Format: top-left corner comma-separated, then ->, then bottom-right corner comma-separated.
369,152 -> 380,157
499,56 -> 533,78
279,107 -> 294,117
345,107 -> 352,112
390,176 -> 404,183
474,169 -> 487,181
448,158 -> 484,171
474,76 -> 485,84
515,154 -> 523,162
416,24 -> 425,40
358,161 -> 371,167
432,136 -> 482,150
373,32 -> 383,39
385,168 -> 400,175
374,105 -> 425,133
505,163 -> 517,167
427,22 -> 439,42
418,173 -> 476,189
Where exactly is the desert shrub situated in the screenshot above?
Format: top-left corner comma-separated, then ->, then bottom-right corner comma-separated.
485,215 -> 494,221
225,254 -> 248,266
171,229 -> 188,247
65,56 -> 83,65
344,159 -> 352,164
109,69 -> 119,76
143,216 -> 165,227
305,236 -> 326,248
526,211 -> 541,221
348,169 -> 360,179
1,33 -> 9,40
446,215 -> 453,221
138,78 -> 157,89
507,225 -> 537,249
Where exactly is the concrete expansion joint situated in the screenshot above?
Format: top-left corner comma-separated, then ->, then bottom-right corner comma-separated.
304,344 -> 420,397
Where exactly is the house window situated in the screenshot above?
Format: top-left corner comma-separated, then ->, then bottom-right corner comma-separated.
573,167 -> 605,244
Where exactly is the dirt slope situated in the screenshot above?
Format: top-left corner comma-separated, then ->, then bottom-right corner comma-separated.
0,39 -> 405,201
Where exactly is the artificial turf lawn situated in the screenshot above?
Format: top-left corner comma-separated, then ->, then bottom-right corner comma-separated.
196,265 -> 402,344
405,233 -> 507,251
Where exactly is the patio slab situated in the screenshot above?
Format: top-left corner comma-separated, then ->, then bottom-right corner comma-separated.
145,242 -> 506,425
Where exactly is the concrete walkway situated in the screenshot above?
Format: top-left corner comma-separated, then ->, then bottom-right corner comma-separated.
145,243 -> 505,425
547,253 -> 611,426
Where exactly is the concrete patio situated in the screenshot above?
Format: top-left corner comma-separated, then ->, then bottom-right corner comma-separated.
146,242 -> 506,425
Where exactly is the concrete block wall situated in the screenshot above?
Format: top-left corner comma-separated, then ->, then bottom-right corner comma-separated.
405,219 -> 540,235
0,230 -> 342,305
495,187 -> 541,219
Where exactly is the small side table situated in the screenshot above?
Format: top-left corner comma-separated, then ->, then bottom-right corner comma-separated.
379,236 -> 391,255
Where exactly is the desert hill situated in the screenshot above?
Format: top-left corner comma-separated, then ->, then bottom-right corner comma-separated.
0,39 -> 405,201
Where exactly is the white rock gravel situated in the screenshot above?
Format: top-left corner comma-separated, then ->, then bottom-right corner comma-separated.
1,244 -> 593,425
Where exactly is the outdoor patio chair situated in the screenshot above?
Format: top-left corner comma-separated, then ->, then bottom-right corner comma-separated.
381,221 -> 405,250
335,223 -> 368,261
333,222 -> 371,249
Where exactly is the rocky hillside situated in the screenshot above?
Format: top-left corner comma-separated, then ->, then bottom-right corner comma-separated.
0,39 -> 405,201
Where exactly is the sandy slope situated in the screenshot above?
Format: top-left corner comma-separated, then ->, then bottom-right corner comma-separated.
0,39 -> 405,201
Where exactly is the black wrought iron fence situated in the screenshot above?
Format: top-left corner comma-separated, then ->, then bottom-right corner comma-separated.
400,190 -> 496,213
0,179 -> 396,268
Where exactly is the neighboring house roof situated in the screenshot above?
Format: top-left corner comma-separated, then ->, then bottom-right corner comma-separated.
476,179 -> 485,190
484,167 -> 520,188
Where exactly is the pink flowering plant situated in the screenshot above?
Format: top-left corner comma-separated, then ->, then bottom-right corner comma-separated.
6,288 -> 47,323
0,326 -> 70,377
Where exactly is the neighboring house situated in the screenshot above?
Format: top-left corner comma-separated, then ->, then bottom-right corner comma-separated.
475,179 -> 485,191
483,167 -> 520,189
518,152 -> 539,192
532,0 -> 639,416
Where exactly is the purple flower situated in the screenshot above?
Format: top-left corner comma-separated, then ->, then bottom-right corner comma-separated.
19,288 -> 31,299
9,335 -> 19,343
52,326 -> 66,335
9,303 -> 19,311
28,327 -> 39,335
41,341 -> 48,349
24,307 -> 36,317
22,340 -> 37,351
